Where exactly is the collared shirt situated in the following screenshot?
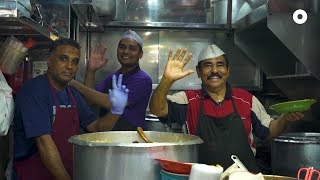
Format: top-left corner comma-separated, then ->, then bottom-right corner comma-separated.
95,65 -> 152,129
160,83 -> 273,152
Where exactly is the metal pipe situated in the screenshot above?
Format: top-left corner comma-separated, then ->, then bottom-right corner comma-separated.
226,0 -> 232,30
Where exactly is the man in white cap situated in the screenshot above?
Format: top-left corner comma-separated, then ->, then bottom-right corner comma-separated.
149,45 -> 304,172
70,29 -> 152,131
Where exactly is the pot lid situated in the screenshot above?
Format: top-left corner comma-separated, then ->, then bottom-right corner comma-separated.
274,132 -> 320,144
68,131 -> 204,147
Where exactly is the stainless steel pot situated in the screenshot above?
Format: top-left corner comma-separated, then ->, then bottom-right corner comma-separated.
271,132 -> 320,177
69,131 -> 203,180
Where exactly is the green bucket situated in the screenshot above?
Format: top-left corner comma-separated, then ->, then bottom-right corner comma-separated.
160,169 -> 189,180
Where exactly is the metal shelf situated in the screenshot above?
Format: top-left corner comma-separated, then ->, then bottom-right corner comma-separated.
99,21 -> 236,31
0,0 -> 66,49
0,16 -> 64,48
266,72 -> 314,80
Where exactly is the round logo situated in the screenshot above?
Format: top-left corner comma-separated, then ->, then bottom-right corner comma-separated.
293,9 -> 308,24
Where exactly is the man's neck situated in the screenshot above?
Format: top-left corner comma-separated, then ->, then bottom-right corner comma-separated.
47,73 -> 67,91
205,84 -> 227,103
120,64 -> 138,74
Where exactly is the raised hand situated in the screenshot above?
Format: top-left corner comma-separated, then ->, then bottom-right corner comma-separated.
109,74 -> 129,115
163,48 -> 194,83
87,43 -> 108,71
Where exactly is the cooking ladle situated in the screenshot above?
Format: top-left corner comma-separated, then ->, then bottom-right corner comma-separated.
231,155 -> 248,171
137,127 -> 152,143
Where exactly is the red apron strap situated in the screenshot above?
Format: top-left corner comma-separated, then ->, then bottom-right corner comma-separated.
66,87 -> 77,107
46,74 -> 59,106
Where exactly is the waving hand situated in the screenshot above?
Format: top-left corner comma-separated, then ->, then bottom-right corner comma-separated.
87,43 -> 108,71
163,48 -> 194,83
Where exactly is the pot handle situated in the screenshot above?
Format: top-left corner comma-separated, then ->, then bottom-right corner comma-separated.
137,127 -> 152,143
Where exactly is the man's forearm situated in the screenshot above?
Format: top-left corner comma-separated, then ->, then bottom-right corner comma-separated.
268,115 -> 288,140
69,79 -> 111,110
86,113 -> 121,132
149,77 -> 173,117
35,135 -> 70,180
84,69 -> 96,89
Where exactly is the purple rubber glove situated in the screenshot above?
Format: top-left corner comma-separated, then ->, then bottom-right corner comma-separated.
109,74 -> 129,115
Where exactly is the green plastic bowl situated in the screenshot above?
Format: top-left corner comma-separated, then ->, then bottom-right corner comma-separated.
160,169 -> 189,180
270,99 -> 317,113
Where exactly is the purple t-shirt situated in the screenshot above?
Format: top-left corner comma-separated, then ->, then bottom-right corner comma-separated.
96,65 -> 152,129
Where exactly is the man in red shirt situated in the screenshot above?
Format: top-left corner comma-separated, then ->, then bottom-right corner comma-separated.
149,45 -> 304,172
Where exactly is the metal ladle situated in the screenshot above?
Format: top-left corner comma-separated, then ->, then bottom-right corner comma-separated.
231,155 -> 248,171
137,127 -> 152,143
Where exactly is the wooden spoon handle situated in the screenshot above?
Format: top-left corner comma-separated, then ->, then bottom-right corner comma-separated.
137,127 -> 152,143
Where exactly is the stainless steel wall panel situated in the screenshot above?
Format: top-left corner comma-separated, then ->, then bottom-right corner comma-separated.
76,29 -> 262,91
76,29 -> 159,87
117,0 -> 262,24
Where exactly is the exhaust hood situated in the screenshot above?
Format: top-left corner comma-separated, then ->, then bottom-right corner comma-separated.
234,0 -> 320,80
233,0 -> 320,99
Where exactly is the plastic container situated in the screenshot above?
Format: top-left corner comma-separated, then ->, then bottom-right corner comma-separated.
0,36 -> 27,74
189,164 -> 223,180
160,169 -> 189,180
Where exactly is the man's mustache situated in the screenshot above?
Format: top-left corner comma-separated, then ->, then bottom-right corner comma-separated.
207,73 -> 222,79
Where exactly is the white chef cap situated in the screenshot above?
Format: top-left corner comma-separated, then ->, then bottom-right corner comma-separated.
120,29 -> 143,49
198,44 -> 225,62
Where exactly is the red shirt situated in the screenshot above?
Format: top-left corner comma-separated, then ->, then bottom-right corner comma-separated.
161,84 -> 272,151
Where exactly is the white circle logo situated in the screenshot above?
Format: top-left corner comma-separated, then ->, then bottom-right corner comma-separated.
293,9 -> 308,24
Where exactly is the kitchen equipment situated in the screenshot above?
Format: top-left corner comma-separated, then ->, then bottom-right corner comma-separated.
297,167 -> 320,180
137,127 -> 152,143
160,169 -> 189,180
0,36 -> 27,75
69,131 -> 203,180
71,0 -> 116,17
155,158 -> 193,175
271,132 -> 320,177
231,155 -> 248,171
92,0 -> 116,17
0,0 -> 32,17
189,164 -> 223,180
263,175 -> 296,180
270,99 -> 317,113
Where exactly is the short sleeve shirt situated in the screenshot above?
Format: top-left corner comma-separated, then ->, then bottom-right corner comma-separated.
13,74 -> 97,160
160,83 -> 273,151
95,65 -> 152,128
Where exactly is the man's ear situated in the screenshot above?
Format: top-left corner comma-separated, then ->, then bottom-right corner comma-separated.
47,56 -> 52,67
139,50 -> 143,59
196,66 -> 201,78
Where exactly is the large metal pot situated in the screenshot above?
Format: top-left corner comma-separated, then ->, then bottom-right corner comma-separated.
69,131 -> 203,180
271,132 -> 320,177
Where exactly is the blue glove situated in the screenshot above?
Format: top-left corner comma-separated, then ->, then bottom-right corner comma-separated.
109,74 -> 129,114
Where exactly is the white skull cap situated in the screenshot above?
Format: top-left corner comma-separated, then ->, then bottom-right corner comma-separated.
198,44 -> 225,62
120,29 -> 143,48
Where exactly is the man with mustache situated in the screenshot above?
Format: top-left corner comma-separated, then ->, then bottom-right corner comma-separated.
149,44 -> 304,172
